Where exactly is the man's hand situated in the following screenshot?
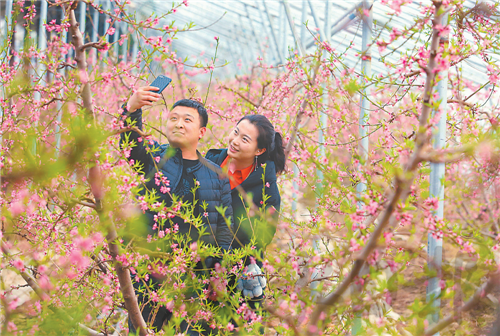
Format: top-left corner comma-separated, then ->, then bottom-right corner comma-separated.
126,86 -> 162,112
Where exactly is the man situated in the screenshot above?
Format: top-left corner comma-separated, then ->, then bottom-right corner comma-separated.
120,86 -> 233,334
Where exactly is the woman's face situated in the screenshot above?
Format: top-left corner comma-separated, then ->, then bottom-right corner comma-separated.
227,119 -> 266,163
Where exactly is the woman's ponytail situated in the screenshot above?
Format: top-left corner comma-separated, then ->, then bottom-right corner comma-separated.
270,132 -> 285,174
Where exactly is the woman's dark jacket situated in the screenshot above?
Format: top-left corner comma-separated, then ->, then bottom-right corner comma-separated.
205,149 -> 280,253
120,107 -> 233,251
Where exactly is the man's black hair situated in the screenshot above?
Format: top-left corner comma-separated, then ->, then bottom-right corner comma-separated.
172,99 -> 208,128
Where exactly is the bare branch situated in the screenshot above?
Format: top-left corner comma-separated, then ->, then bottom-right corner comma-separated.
423,273 -> 500,336
1,241 -> 105,336
66,4 -> 148,335
284,58 -> 322,162
419,144 -> 474,163
266,304 -> 301,336
80,41 -> 108,51
308,2 -> 450,330
221,85 -> 259,109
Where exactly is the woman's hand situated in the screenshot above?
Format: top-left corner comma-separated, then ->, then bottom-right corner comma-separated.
126,86 -> 162,111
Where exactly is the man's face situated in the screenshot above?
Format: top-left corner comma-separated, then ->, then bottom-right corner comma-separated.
165,106 -> 206,150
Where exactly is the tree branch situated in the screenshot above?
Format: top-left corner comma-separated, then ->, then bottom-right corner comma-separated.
423,273 -> 500,336
419,144 -> 474,163
1,241 -> 105,336
308,2 -> 449,330
284,58 -> 322,162
80,41 -> 108,52
221,85 -> 259,108
66,4 -> 148,335
266,304 -> 301,336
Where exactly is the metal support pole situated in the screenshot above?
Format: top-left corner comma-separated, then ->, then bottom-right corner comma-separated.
55,6 -> 68,157
356,1 -> 372,197
122,21 -> 128,64
289,0 -> 306,214
32,0 -> 48,155
308,0 -> 327,43
79,2 -> 86,36
1,0 -> 13,186
283,0 -> 320,294
262,1 -> 284,64
353,2 -> 372,334
3,0 -> 13,53
13,15 -> 22,67
324,2 -> 331,56
305,2 -> 363,50
131,30 -> 138,64
3,0 -> 13,58
225,26 -> 244,75
102,0 -> 111,61
114,21 -> 120,61
254,3 -> 279,65
279,2 -> 286,58
91,0 -> 100,67
300,1 -> 307,49
426,11 -> 449,336
227,38 -> 242,76
282,0 -> 306,56
316,0 -> 330,193
37,1 -> 48,64
290,1 -> 301,212
244,5 -> 266,60
232,22 -> 252,72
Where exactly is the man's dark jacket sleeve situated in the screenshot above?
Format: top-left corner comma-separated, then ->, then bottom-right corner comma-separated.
119,106 -> 153,174
217,176 -> 234,251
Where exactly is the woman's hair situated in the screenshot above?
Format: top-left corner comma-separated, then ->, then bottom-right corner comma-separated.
237,115 -> 285,174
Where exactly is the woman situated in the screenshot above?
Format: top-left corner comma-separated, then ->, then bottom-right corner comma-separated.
206,114 -> 284,256
206,115 -> 284,308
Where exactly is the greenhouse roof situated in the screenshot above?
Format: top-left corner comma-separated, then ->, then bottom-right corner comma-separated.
129,0 -> 500,85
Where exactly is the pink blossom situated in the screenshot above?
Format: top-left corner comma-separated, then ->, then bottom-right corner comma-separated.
10,201 -> 25,217
366,200 -> 379,215
69,250 -> 90,269
78,69 -> 89,84
425,197 -> 439,210
434,24 -> 450,36
12,259 -> 25,271
91,232 -> 104,244
75,237 -> 94,251
38,275 -> 53,290
7,321 -> 17,332
349,238 -> 361,252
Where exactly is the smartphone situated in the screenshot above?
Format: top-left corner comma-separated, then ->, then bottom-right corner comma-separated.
150,75 -> 172,94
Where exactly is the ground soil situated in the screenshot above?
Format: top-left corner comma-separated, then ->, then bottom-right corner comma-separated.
391,257 -> 498,336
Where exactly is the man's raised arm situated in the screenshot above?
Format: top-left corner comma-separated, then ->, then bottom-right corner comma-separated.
119,86 -> 161,174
